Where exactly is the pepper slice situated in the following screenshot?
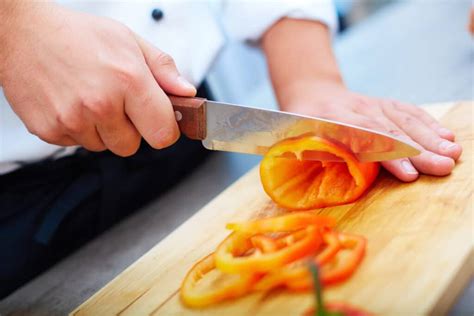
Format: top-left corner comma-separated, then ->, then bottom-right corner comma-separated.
260,136 -> 380,210
217,214 -> 334,274
251,228 -> 310,254
180,253 -> 260,308
288,233 -> 366,289
253,230 -> 341,291
215,225 -> 322,274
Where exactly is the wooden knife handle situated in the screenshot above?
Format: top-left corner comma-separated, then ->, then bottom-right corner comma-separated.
168,95 -> 207,140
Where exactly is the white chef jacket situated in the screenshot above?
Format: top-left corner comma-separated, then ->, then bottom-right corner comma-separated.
0,0 -> 336,174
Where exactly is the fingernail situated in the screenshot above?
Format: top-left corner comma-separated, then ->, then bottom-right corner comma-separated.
431,154 -> 452,164
401,160 -> 418,175
177,76 -> 196,92
438,140 -> 458,152
437,127 -> 453,136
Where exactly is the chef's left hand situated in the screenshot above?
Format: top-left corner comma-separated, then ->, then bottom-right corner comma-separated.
280,80 -> 462,182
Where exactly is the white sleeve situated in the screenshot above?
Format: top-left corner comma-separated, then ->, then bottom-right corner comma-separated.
222,0 -> 338,42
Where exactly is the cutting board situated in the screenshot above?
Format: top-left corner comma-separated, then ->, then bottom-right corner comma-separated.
72,101 -> 473,316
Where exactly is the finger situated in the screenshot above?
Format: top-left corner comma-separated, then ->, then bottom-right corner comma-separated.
124,65 -> 180,149
382,104 -> 462,161
95,105 -> 141,157
68,126 -> 106,152
135,35 -> 196,97
38,132 -> 78,147
392,101 -> 455,141
382,158 -> 419,182
53,114 -> 106,152
409,150 -> 455,176
54,135 -> 78,147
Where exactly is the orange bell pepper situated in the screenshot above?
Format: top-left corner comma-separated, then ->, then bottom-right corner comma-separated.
260,136 -> 380,210
215,226 -> 322,274
253,230 -> 341,291
251,228 -> 311,254
180,253 -> 260,308
287,233 -> 366,290
216,214 -> 334,274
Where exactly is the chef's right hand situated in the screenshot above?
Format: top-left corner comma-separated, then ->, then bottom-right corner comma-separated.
0,1 -> 196,156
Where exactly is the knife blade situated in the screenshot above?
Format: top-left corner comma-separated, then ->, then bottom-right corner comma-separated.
169,96 -> 420,162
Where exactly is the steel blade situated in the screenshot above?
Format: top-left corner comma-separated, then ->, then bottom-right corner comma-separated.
202,100 -> 420,162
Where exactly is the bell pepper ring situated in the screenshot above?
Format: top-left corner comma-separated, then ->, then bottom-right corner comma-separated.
215,225 -> 322,274
253,230 -> 341,291
180,253 -> 260,308
251,228 -> 311,254
287,232 -> 367,290
260,136 -> 380,210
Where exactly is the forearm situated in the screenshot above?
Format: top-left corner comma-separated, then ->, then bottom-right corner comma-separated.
262,18 -> 344,110
0,1 -> 54,80
0,1 -> 31,41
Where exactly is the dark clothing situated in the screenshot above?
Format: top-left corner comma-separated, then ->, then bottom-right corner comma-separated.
0,83 -> 212,298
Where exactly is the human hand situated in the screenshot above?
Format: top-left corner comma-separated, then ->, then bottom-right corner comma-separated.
280,80 -> 462,182
0,2 -> 195,156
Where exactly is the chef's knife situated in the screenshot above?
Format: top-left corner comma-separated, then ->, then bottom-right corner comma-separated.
169,96 -> 420,162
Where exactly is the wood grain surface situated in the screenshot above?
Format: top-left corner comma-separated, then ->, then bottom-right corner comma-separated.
72,101 -> 473,316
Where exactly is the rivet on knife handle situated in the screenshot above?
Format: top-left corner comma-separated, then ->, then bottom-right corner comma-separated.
169,95 -> 207,140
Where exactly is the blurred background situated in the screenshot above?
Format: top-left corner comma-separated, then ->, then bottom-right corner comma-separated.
337,0 -> 396,27
208,0 -> 472,110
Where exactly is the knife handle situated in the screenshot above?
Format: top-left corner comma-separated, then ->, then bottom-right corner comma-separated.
169,96 -> 207,140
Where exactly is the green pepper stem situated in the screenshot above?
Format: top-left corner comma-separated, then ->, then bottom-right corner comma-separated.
309,261 -> 326,316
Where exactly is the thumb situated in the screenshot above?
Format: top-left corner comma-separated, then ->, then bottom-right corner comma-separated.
135,35 -> 196,97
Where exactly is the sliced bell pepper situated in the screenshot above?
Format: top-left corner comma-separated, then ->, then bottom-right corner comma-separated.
250,235 -> 281,253
260,136 -> 380,210
253,230 -> 341,291
288,233 -> 366,289
180,253 -> 260,308
215,225 -> 322,274
251,228 -> 311,254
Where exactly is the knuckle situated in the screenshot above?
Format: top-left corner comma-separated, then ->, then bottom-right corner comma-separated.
56,112 -> 83,134
26,124 -> 62,144
115,64 -> 143,89
25,124 -> 40,137
84,141 -> 107,152
37,129 -> 62,144
115,138 -> 141,157
399,114 -> 414,127
393,101 -> 407,111
154,52 -> 176,68
81,95 -> 113,118
140,91 -> 155,107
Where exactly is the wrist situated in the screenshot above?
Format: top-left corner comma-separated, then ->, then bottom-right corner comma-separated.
277,77 -> 346,112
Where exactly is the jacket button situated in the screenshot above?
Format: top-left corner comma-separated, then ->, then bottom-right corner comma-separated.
151,8 -> 164,21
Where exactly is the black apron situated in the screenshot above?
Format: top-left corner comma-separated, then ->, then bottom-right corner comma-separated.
0,83 -> 213,298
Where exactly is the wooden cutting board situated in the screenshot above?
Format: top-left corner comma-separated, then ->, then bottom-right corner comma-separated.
72,101 -> 473,316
